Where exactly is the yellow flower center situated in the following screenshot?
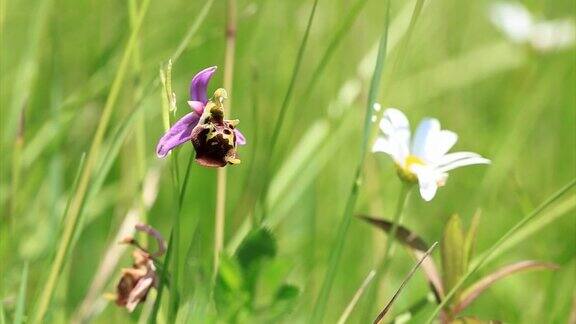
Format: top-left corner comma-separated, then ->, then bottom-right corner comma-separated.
396,155 -> 425,184
403,155 -> 424,169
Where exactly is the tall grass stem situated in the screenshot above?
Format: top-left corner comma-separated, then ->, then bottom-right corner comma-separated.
31,0 -> 151,321
310,1 -> 391,321
256,0 -> 320,226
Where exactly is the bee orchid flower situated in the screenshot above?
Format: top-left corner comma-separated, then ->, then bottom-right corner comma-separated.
372,108 -> 490,201
155,66 -> 246,167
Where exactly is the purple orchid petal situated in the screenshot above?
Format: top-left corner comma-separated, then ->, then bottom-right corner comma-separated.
235,129 -> 246,145
156,112 -> 200,158
190,66 -> 217,104
187,100 -> 205,114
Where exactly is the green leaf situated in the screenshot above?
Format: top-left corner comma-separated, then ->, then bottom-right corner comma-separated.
236,227 -> 277,270
218,254 -> 245,292
214,253 -> 249,319
441,214 -> 466,300
463,211 -> 481,270
258,284 -> 300,321
236,227 -> 277,297
274,284 -> 300,302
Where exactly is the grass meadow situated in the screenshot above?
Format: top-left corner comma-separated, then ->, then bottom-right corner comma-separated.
1,0 -> 575,323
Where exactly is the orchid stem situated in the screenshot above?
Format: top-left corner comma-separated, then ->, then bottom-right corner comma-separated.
214,0 -> 237,278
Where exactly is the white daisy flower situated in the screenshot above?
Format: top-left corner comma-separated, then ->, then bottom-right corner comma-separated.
372,108 -> 490,202
489,1 -> 576,53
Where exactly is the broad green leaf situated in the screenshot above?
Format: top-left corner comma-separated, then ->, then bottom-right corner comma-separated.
236,227 -> 277,270
441,214 -> 466,301
274,284 -> 299,302
236,227 -> 277,299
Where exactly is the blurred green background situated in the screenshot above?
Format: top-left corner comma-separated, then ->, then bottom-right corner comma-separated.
1,0 -> 575,322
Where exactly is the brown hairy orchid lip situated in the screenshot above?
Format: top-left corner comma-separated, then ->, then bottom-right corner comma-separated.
190,89 -> 241,168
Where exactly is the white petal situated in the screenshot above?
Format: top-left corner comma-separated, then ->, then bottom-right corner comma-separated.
372,137 -> 403,164
437,156 -> 491,173
489,1 -> 533,43
529,19 -> 576,52
411,165 -> 440,202
438,152 -> 483,166
411,118 -> 440,161
379,108 -> 410,137
419,181 -> 438,202
374,108 -> 411,162
427,130 -> 458,163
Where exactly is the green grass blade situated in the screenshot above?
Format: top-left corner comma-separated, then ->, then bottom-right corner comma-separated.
300,0 -> 369,102
31,0 -> 151,321
267,0 -> 320,164
0,303 -> 6,324
475,194 -> 575,264
30,152 -> 85,321
170,0 -> 215,62
374,242 -> 438,324
310,1 -> 392,321
2,0 -> 52,145
337,270 -> 376,324
14,262 -> 29,324
424,179 -> 576,323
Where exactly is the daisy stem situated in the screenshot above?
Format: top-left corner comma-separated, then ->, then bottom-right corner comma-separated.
424,178 -> 576,323
214,0 -> 237,278
362,182 -> 412,321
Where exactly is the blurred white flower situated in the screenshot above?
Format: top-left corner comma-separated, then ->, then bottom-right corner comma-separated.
372,108 -> 490,201
489,1 -> 576,53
